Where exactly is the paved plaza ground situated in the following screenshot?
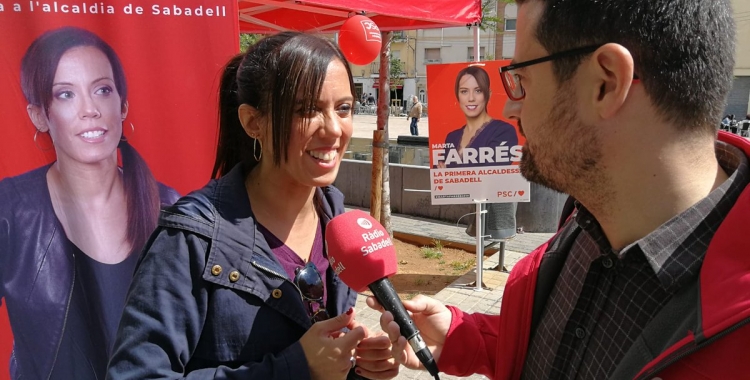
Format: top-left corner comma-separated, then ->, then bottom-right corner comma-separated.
351,114 -> 430,140
350,207 -> 554,380
347,113 -> 545,379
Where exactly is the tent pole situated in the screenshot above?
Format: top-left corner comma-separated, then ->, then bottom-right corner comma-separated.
473,23 -> 480,63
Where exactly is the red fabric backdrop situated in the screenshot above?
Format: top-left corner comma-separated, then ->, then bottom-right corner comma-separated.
0,2 -> 238,378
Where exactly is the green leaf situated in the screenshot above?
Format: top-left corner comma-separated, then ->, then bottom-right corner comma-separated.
240,33 -> 261,52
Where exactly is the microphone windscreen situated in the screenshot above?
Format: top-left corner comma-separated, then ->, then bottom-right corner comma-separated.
325,210 -> 398,292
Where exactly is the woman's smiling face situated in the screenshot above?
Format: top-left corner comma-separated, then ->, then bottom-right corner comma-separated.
265,58 -> 354,188
457,73 -> 487,119
44,46 -> 126,165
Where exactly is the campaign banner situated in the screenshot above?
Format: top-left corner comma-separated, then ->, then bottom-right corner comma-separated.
426,61 -> 531,205
0,2 -> 238,378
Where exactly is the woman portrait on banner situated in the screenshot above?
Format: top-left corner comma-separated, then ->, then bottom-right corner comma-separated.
0,26 -> 179,379
107,32 -> 398,380
436,65 -> 520,168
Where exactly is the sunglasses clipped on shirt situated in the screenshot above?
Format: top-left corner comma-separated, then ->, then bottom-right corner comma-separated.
294,262 -> 329,323
499,44 -> 639,101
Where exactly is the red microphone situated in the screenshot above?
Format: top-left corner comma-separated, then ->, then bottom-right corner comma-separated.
326,210 -> 440,378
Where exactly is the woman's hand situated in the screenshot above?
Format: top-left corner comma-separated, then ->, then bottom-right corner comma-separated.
349,319 -> 400,379
300,308 -> 365,380
366,295 -> 451,371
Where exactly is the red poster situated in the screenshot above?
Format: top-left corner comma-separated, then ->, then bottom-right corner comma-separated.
426,61 -> 531,205
0,2 -> 238,378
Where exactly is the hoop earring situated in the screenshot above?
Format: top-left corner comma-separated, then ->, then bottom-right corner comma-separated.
253,138 -> 263,161
121,123 -> 135,142
34,129 -> 54,151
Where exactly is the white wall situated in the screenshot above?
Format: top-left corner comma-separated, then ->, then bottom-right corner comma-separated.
733,0 -> 750,76
505,3 -> 517,18
502,35 -> 516,59
415,26 -> 496,77
502,3 -> 518,59
402,78 -> 417,103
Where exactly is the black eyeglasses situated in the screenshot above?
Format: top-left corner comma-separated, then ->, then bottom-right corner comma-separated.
294,262 -> 329,323
499,44 -> 605,101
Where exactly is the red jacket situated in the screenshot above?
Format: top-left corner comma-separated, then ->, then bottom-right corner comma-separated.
438,131 -> 750,379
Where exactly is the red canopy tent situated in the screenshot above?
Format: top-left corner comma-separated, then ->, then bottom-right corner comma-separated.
238,0 -> 481,33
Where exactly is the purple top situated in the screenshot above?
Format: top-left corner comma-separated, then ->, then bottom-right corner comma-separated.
257,222 -> 328,314
441,119 -> 519,168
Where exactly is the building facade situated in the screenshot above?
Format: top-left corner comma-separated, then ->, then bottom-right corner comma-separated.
728,0 -> 750,117
348,30 -> 418,110
497,2 -> 517,59
494,1 -> 750,117
348,2 -> 501,108
347,0 -> 749,116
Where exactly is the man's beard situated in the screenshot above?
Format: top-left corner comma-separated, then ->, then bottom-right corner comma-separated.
518,84 -> 606,198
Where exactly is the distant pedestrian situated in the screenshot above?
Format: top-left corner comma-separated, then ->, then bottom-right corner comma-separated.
367,93 -> 375,105
408,95 -> 423,136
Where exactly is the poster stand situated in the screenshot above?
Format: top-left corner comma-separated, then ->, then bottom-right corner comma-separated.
460,198 -> 490,291
460,200 -> 513,291
429,25 -> 528,291
490,241 -> 509,273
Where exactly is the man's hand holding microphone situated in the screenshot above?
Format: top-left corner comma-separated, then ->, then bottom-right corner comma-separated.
366,295 -> 451,373
326,210 -> 449,379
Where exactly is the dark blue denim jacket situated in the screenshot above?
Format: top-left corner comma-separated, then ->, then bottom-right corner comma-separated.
106,162 -> 358,379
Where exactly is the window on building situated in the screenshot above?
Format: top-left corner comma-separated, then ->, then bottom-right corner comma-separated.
467,47 -> 486,62
505,19 -> 517,31
424,48 -> 441,64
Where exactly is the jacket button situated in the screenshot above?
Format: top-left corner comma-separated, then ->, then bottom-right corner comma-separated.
575,327 -> 586,339
272,289 -> 283,299
229,270 -> 240,282
211,265 -> 223,276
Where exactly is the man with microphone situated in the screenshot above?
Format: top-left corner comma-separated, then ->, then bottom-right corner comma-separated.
369,0 -> 750,379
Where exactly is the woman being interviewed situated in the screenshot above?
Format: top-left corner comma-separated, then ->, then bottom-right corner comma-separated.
107,32 -> 398,380
437,66 -> 519,168
0,27 -> 179,380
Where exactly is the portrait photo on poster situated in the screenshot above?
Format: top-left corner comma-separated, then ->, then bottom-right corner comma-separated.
426,61 -> 531,205
0,26 -> 181,380
0,3 -> 238,379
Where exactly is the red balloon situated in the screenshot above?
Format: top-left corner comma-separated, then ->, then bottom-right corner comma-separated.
338,15 -> 382,65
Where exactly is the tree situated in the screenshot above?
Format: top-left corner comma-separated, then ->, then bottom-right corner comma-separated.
478,0 -> 501,32
389,57 -> 404,88
478,0 -> 515,32
240,34 -> 261,52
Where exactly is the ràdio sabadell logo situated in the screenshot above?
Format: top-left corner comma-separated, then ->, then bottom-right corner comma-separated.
357,217 -> 373,229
